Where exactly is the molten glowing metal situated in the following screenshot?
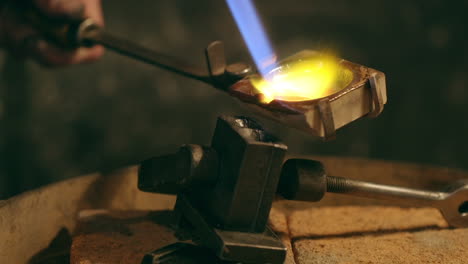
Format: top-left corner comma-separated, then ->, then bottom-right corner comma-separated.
251,54 -> 353,103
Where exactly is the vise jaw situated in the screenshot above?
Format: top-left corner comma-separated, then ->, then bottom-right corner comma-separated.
138,116 -> 288,264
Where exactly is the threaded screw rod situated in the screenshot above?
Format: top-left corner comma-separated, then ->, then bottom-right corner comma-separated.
326,176 -> 445,207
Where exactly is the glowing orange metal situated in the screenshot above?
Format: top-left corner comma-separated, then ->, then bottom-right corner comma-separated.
227,50 -> 387,140
251,52 -> 353,103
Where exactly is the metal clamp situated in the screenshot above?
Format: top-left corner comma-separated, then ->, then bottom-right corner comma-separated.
317,99 -> 337,141
368,71 -> 386,118
138,116 -> 288,264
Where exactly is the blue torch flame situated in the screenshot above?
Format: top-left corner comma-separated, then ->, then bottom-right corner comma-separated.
226,0 -> 277,77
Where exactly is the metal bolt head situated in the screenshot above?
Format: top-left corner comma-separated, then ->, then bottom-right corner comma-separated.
278,159 -> 327,202
138,145 -> 218,195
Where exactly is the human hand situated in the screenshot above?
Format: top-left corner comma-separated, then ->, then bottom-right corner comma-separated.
0,0 -> 104,67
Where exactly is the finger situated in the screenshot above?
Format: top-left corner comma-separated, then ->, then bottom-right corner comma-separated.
82,0 -> 104,25
31,40 -> 104,67
33,0 -> 85,20
32,0 -> 105,65
1,1 -> 105,65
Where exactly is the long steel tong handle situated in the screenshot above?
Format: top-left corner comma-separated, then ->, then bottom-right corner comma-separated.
8,1 -> 213,83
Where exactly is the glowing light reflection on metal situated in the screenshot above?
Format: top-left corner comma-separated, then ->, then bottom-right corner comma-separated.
252,55 -> 353,103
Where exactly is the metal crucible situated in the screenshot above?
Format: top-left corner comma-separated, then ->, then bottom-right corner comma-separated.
227,50 -> 387,140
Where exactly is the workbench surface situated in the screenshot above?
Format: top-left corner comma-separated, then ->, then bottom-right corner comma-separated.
70,204 -> 467,264
2,156 -> 467,264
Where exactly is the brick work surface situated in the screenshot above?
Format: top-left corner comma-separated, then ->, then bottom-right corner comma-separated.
71,204 -> 467,264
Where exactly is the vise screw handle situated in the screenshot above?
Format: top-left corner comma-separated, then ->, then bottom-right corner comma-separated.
5,0 -> 213,82
278,159 -> 468,228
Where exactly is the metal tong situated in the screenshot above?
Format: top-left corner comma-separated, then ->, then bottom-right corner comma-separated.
10,1 -> 243,87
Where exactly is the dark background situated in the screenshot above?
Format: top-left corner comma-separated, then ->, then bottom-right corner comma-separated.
1,0 -> 467,199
